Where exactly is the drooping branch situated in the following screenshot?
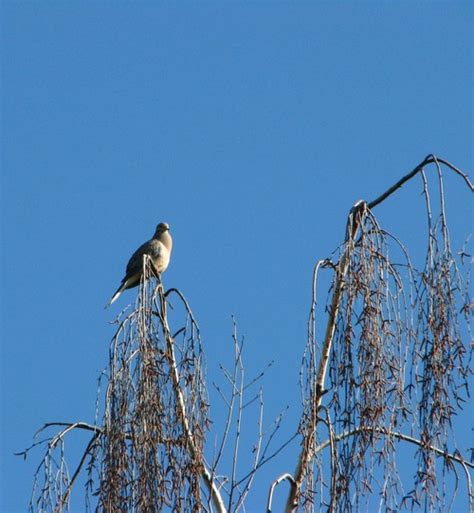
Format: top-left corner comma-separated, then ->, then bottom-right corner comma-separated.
97,257 -> 225,512
18,421 -> 103,513
312,427 -> 474,470
21,258 -> 227,513
290,156 -> 472,512
268,474 -> 296,513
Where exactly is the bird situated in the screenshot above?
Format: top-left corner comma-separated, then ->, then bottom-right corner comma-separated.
106,222 -> 173,307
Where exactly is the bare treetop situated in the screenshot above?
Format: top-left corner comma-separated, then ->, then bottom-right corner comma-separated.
20,156 -> 473,513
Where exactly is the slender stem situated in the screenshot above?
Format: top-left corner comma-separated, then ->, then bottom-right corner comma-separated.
157,275 -> 227,513
285,201 -> 366,512
229,330 -> 244,511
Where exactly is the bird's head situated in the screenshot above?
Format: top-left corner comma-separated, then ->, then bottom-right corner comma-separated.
154,222 -> 170,236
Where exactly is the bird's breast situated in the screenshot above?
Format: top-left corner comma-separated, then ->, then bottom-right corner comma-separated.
152,243 -> 171,273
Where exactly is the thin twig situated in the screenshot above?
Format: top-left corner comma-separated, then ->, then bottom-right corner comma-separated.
57,432 -> 101,510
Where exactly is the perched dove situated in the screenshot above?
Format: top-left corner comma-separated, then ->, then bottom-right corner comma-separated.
106,222 -> 172,307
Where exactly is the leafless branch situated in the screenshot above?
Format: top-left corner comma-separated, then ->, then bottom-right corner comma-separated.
292,156 -> 472,512
368,155 -> 473,210
267,474 -> 296,513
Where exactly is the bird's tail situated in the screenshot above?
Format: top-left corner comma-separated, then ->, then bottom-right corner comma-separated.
105,283 -> 126,309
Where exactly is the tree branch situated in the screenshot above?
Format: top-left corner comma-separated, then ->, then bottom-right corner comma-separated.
286,200 -> 367,512
267,473 -> 296,513
368,155 -> 473,210
157,270 -> 227,513
313,426 -> 474,470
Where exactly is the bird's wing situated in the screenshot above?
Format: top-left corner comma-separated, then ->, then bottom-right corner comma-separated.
125,239 -> 164,277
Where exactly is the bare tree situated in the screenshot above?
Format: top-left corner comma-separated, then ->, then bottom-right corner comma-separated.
20,155 -> 473,513
286,155 -> 473,513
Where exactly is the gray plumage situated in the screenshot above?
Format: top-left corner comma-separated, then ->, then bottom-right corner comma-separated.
106,222 -> 173,307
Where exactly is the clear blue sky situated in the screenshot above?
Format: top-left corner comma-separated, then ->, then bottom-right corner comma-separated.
1,2 -> 472,512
